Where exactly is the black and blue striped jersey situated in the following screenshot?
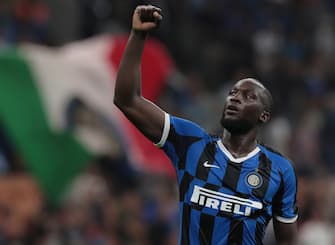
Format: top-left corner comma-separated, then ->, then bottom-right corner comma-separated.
155,113 -> 298,245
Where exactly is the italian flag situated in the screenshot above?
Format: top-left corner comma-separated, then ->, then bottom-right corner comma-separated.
0,35 -> 175,205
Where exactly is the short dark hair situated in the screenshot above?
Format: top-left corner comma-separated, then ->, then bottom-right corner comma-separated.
261,87 -> 273,113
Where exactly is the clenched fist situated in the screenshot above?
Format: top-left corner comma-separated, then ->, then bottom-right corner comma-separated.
132,5 -> 162,32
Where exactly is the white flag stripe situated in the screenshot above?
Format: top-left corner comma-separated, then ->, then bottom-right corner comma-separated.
21,36 -> 119,131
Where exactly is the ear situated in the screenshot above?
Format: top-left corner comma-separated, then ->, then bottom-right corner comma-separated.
259,111 -> 271,123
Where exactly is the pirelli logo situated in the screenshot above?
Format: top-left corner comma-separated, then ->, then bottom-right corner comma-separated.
191,185 -> 263,216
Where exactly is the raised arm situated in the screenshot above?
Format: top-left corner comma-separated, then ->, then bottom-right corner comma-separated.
114,5 -> 165,143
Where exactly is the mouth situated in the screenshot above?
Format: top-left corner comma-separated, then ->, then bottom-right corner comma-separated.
225,105 -> 240,114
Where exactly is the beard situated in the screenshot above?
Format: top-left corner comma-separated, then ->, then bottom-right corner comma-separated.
220,116 -> 254,135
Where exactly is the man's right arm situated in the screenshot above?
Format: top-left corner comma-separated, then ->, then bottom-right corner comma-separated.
114,5 -> 166,144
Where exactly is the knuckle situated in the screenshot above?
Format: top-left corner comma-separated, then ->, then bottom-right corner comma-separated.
136,5 -> 145,11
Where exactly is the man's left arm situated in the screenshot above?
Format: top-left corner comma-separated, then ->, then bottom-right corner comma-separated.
272,162 -> 298,245
273,219 -> 297,245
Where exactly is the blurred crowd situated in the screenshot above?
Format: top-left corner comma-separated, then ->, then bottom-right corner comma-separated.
1,0 -> 335,244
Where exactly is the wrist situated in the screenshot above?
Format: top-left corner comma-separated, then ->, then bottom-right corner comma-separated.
131,29 -> 148,39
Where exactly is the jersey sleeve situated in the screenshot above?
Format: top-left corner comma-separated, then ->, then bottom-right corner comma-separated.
154,113 -> 207,169
272,162 -> 298,223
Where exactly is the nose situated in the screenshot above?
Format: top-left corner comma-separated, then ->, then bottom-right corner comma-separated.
229,92 -> 242,104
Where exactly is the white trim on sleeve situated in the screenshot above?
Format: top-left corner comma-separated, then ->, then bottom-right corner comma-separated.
274,215 -> 298,224
154,113 -> 170,148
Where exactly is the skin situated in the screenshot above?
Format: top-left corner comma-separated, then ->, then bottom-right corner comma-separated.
114,5 -> 297,244
220,78 -> 271,158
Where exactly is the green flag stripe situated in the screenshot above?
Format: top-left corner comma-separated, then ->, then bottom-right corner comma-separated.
0,50 -> 92,205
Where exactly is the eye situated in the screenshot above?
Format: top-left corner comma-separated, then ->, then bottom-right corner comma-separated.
229,89 -> 237,96
246,93 -> 257,100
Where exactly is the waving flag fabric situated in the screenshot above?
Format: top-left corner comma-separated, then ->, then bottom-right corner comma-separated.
0,34 -> 175,205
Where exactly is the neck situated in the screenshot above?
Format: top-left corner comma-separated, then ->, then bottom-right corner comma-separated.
221,128 -> 258,158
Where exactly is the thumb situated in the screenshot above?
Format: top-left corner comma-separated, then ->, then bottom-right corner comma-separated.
153,11 -> 162,21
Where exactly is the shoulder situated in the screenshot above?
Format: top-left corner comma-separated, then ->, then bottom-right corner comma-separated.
158,114 -> 212,149
168,114 -> 209,138
258,144 -> 295,173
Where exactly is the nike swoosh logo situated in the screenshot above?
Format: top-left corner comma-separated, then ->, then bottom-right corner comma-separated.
203,161 -> 220,169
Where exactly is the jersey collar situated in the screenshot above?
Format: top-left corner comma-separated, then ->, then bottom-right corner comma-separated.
217,140 -> 260,163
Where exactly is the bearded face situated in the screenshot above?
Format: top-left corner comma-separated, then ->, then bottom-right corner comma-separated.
220,79 -> 270,134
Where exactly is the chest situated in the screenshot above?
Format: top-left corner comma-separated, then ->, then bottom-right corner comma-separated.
183,145 -> 281,202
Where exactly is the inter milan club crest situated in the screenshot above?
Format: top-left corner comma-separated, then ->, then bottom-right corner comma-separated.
245,172 -> 263,188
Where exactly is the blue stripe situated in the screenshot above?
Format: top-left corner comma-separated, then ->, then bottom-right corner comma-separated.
190,209 -> 201,245
163,140 -> 179,169
186,140 -> 206,176
243,219 -> 257,245
165,118 -> 298,244
211,216 -> 230,245
171,116 -> 207,137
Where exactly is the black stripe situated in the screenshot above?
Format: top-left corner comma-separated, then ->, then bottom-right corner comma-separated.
259,143 -> 298,210
222,160 -> 243,191
203,183 -> 220,192
249,208 -> 271,220
179,172 -> 194,201
252,153 -> 272,199
227,219 -> 244,245
255,222 -> 264,245
181,204 -> 191,245
195,142 -> 217,181
259,143 -> 285,157
199,213 -> 215,245
168,125 -> 201,170
272,172 -> 284,217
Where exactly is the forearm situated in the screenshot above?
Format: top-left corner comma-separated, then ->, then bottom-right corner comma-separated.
277,234 -> 297,245
114,30 -> 147,107
273,220 -> 297,245
113,5 -> 165,142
